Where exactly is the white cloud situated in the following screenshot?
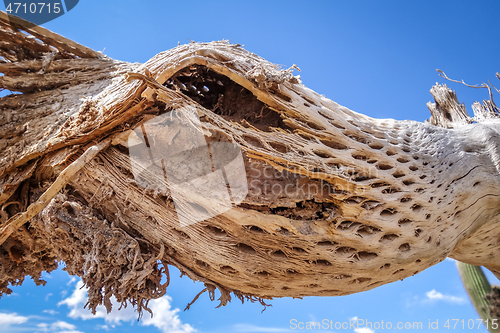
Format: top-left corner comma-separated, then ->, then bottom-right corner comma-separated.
0,312 -> 29,326
232,323 -> 293,332
67,277 -> 77,286
45,293 -> 53,301
36,320 -> 84,333
98,324 -> 115,331
37,323 -> 49,330
43,309 -> 59,315
0,311 -> 82,333
53,321 -> 78,330
142,297 -> 196,333
354,328 -> 375,333
59,280 -> 195,332
59,280 -> 137,322
58,281 -> 92,318
350,317 -> 375,333
425,289 -> 466,304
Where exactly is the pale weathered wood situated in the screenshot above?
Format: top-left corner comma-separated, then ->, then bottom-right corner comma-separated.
0,137 -> 112,246
0,11 -> 103,60
1,12 -> 500,314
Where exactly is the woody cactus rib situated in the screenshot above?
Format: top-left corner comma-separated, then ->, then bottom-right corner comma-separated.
1,11 -> 500,313
457,262 -> 499,333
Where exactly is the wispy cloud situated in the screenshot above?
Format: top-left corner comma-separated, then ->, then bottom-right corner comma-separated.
354,328 -> 375,333
232,323 -> 293,332
43,309 -> 59,315
59,279 -> 196,333
0,312 -> 29,326
350,317 -> 375,333
425,289 -> 467,305
67,277 -> 77,286
98,324 -> 115,331
0,312 -> 84,333
36,320 -> 84,333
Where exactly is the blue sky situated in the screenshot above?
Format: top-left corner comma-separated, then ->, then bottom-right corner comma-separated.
1,1 -> 500,332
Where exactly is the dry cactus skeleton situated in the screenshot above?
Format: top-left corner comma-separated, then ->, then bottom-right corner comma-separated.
1,11 -> 500,315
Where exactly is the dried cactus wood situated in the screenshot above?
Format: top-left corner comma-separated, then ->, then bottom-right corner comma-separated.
1,11 -> 500,313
